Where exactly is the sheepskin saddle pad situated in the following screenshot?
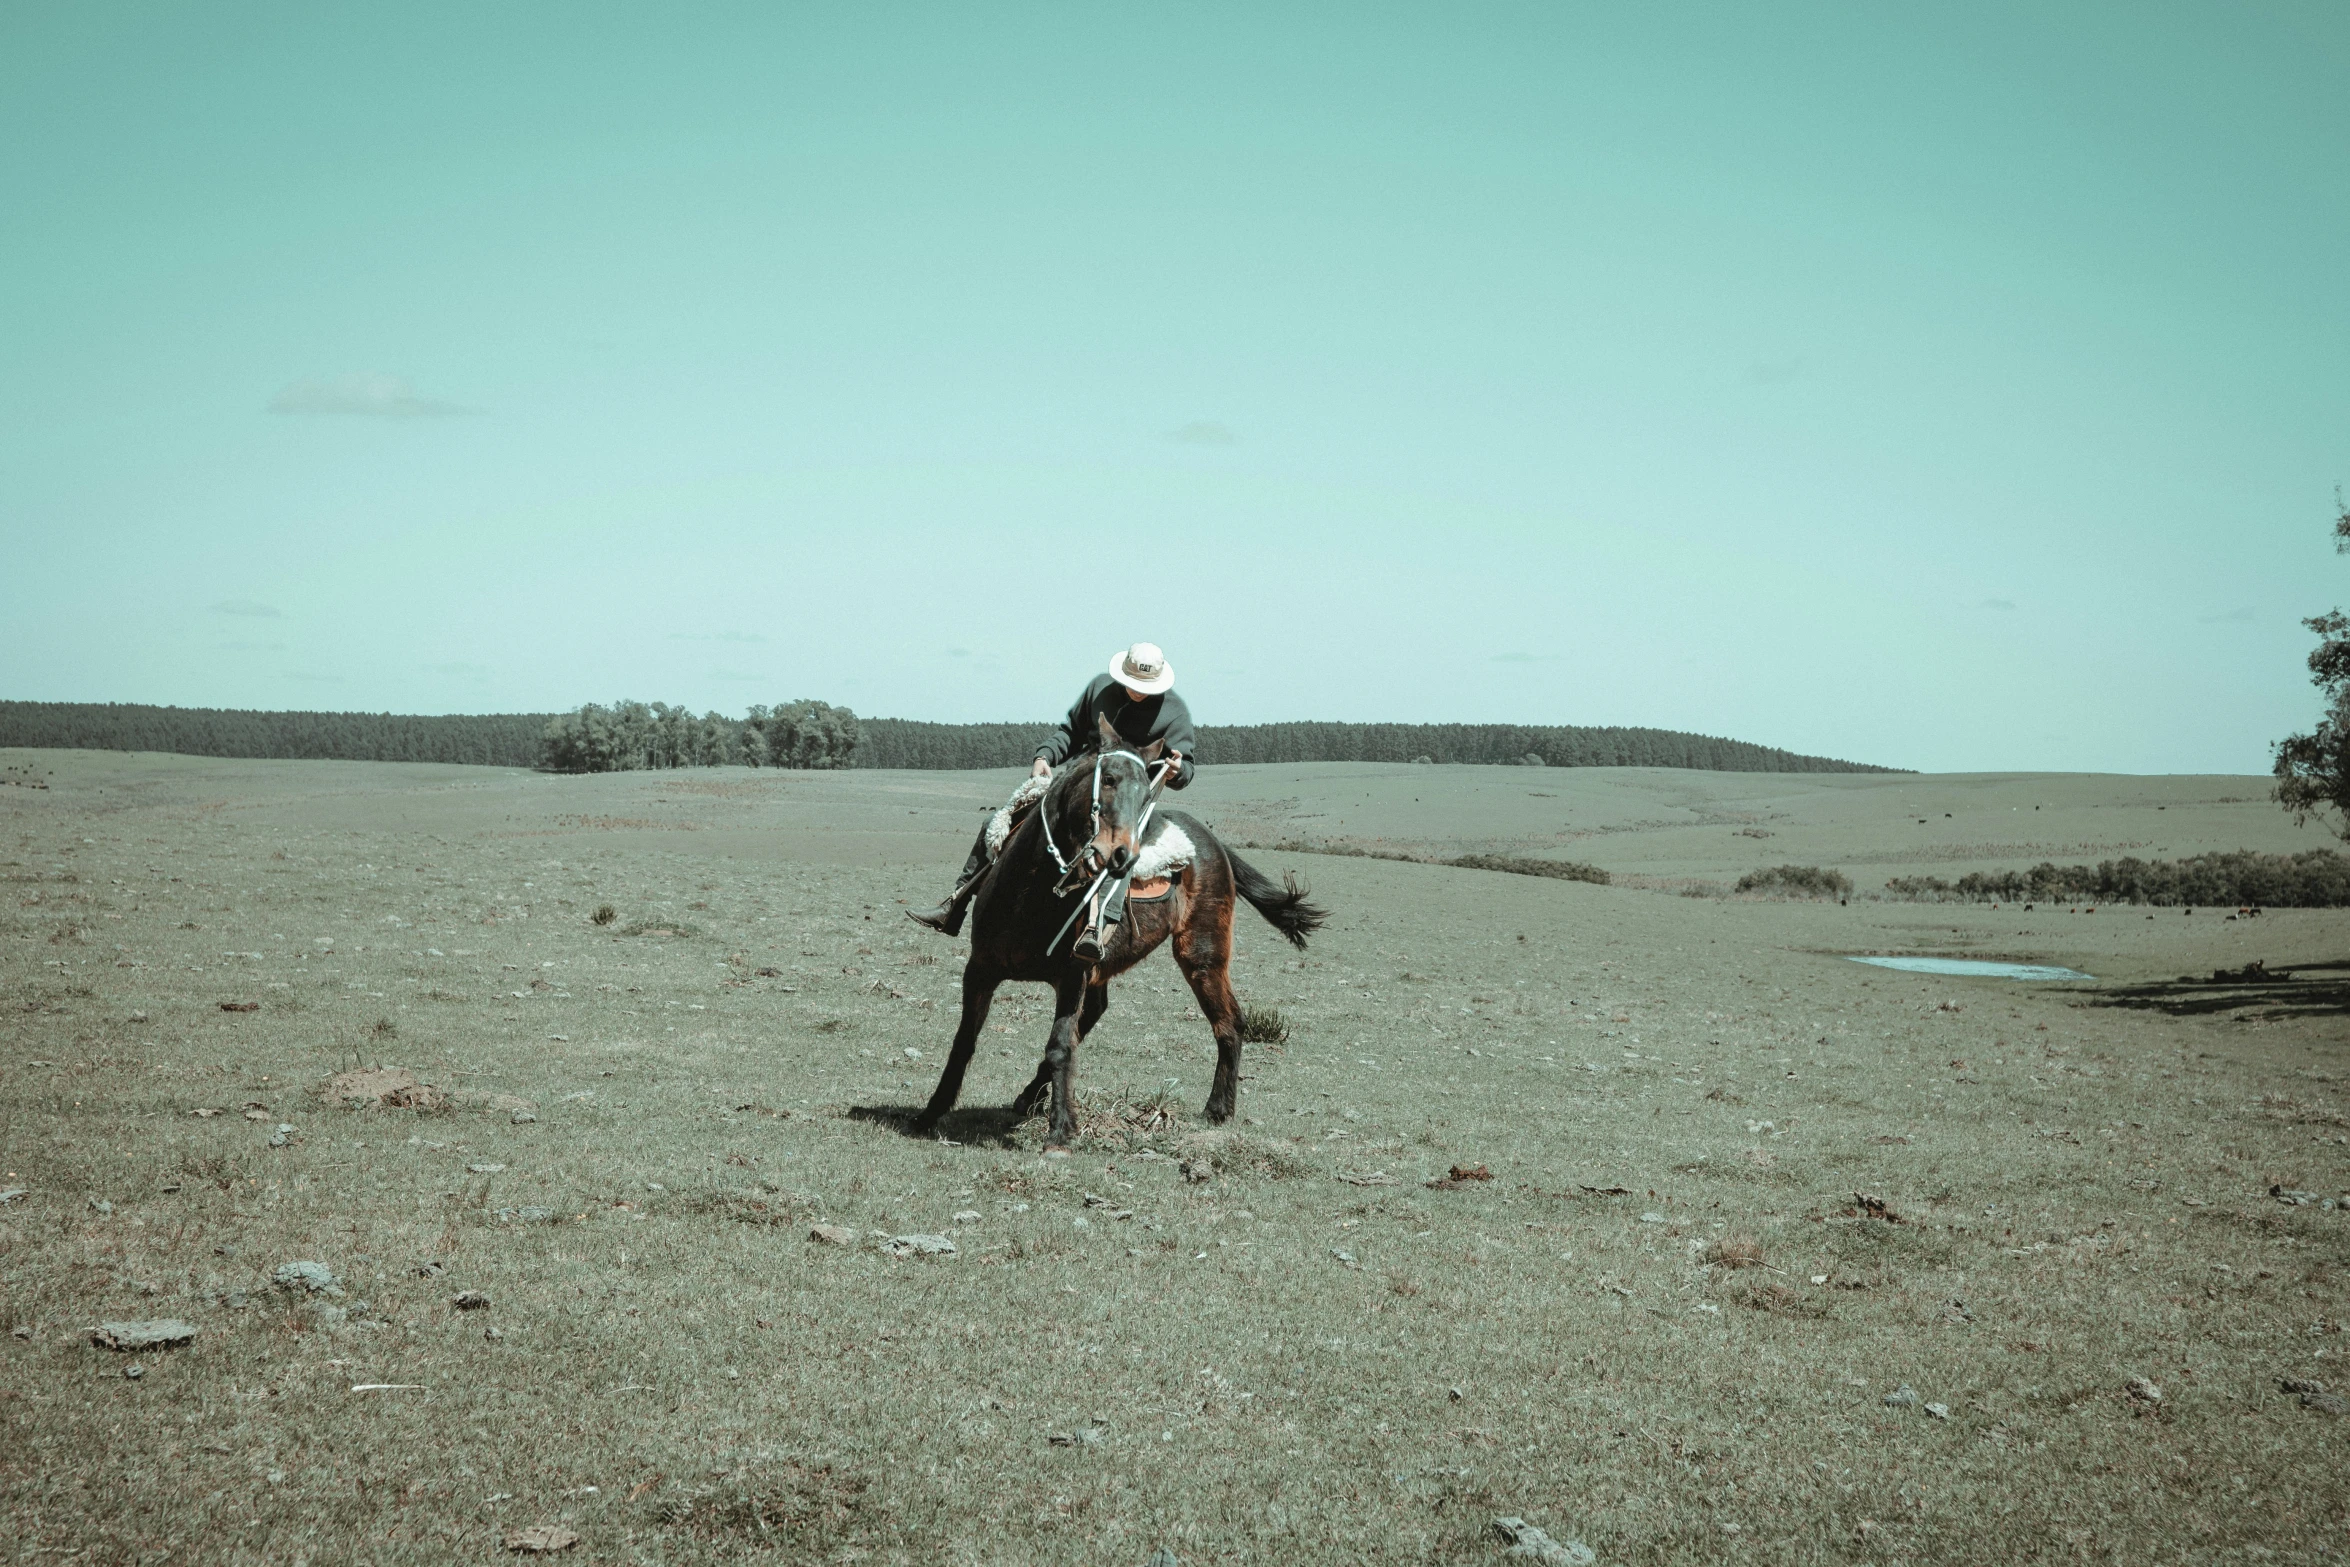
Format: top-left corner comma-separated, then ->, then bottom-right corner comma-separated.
984,775 -> 1196,883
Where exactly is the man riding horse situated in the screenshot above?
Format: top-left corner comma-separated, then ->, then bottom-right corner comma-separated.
908,641 -> 1195,961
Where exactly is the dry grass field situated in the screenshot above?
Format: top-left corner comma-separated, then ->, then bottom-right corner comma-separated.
3,750 -> 2346,1565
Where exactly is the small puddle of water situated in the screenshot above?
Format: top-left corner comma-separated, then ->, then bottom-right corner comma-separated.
1848,955 -> 2093,982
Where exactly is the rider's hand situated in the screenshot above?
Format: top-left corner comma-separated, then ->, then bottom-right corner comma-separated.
1031,758 -> 1052,778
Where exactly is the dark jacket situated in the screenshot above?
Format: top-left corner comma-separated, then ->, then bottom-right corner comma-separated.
1036,673 -> 1196,788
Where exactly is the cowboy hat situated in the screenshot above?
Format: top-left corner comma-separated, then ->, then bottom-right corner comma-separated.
1110,642 -> 1175,695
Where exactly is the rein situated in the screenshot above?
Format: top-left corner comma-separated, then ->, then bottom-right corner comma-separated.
1036,747 -> 1173,927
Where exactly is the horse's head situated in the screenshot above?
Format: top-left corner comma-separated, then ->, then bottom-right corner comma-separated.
1046,717 -> 1166,895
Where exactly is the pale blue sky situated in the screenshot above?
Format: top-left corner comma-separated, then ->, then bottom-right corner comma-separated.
4,4 -> 2345,773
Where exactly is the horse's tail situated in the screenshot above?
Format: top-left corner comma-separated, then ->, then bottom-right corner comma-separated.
1224,846 -> 1329,950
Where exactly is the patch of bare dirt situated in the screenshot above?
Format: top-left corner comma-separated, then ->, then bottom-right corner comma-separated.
321,1067 -> 447,1111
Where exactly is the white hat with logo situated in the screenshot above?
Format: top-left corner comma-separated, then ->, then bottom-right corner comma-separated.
1110,642 -> 1175,695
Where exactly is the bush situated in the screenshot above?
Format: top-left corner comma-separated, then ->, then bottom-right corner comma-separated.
1882,850 -> 2350,907
1448,854 -> 1610,886
1734,865 -> 1853,899
746,700 -> 861,770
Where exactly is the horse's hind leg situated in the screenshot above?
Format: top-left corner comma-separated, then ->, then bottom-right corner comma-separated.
914,962 -> 1001,1133
1176,939 -> 1247,1124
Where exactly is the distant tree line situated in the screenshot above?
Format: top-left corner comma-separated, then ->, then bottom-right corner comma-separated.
857,719 -> 1895,773
538,700 -> 861,772
0,701 -> 550,766
1883,850 -> 2350,908
2,700 -> 1895,776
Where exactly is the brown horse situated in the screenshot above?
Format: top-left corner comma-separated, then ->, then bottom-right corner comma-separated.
913,719 -> 1327,1145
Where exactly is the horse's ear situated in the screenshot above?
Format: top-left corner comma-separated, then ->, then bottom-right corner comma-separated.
1096,714 -> 1120,750
1141,739 -> 1166,762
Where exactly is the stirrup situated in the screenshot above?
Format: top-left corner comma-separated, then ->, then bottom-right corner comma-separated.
1071,924 -> 1104,963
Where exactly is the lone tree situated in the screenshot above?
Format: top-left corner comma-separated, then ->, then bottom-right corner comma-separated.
2274,489 -> 2350,838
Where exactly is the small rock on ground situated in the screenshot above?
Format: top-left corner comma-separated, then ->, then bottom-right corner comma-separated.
273,1261 -> 339,1295
1883,1385 -> 1919,1407
452,1291 -> 491,1311
90,1319 -> 198,1351
1492,1516 -> 1596,1565
882,1233 -> 957,1258
808,1223 -> 858,1246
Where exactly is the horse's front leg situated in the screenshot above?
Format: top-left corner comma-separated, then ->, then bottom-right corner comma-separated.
1010,979 -> 1099,1119
914,962 -> 1001,1133
1041,973 -> 1089,1147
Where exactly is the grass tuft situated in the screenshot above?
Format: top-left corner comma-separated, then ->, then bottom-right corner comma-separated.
653,1460 -> 869,1550
1238,1002 -> 1289,1043
1704,1234 -> 1768,1269
1182,1130 -> 1313,1180
678,1186 -> 815,1226
591,902 -> 617,925
619,919 -> 700,938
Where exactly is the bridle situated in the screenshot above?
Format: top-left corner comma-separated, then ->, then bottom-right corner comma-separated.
1040,746 -> 1170,901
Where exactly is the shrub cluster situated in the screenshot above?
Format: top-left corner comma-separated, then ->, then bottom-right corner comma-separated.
1734,865 -> 1854,899
538,700 -> 860,773
1448,853 -> 1610,885
1882,850 -> 2350,908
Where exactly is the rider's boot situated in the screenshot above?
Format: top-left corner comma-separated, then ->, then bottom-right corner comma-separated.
908,828 -> 992,936
1072,877 -> 1128,964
